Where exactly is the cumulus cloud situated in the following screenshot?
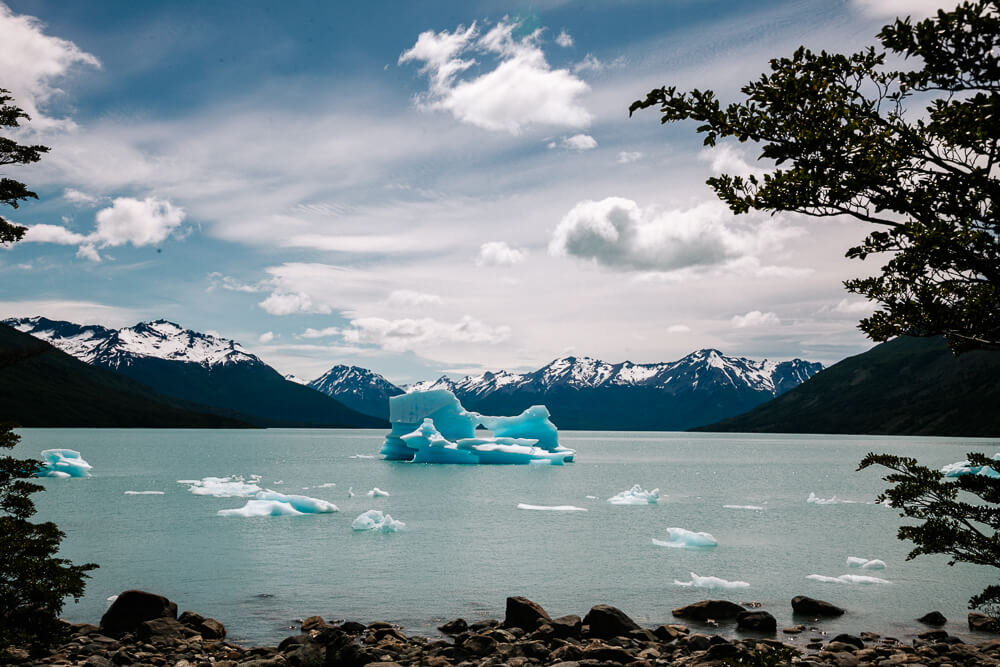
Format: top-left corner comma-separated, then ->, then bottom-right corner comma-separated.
387,289 -> 442,306
259,292 -> 332,316
732,310 -> 780,328
616,151 -> 643,164
555,30 -> 573,48
258,331 -> 275,343
699,143 -> 768,179
477,241 -> 527,267
23,224 -> 89,245
554,134 -> 597,151
572,53 -> 623,74
549,197 -> 798,273
300,326 -> 341,339
75,244 -> 100,262
341,315 -> 510,352
831,298 -> 878,314
851,0 -> 961,19
399,20 -> 592,134
63,188 -> 100,206
0,3 -> 100,129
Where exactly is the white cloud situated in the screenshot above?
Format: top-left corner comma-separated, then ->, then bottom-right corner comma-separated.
557,134 -> 597,151
573,53 -> 606,73
207,272 -> 265,293
666,324 -> 691,334
259,292 -> 332,316
93,197 -> 185,248
477,241 -> 527,266
851,0 -> 961,19
549,197 -> 799,273
400,20 -> 592,134
699,143 -> 768,179
23,224 -> 89,245
258,331 -> 275,343
0,299 -> 142,327
831,298 -> 878,314
616,151 -> 643,164
63,188 -> 100,206
341,315 -> 510,352
555,30 -> 573,48
731,310 -> 780,328
300,326 -> 341,339
75,243 -> 100,262
0,3 -> 100,130
387,289 -> 442,306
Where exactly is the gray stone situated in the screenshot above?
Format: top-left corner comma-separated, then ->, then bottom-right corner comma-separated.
791,595 -> 845,617
672,599 -> 747,621
503,596 -> 551,631
582,604 -> 641,638
100,591 -> 178,636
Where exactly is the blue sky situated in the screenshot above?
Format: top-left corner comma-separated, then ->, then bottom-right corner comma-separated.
0,0 -> 957,383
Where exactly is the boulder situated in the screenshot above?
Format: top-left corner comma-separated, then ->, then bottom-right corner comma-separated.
791,596 -> 845,617
437,618 -> 468,635
301,616 -> 328,632
100,591 -> 178,636
178,611 -> 205,628
583,604 -> 641,639
672,599 -> 746,621
736,610 -> 777,633
504,596 -> 551,630
136,617 -> 186,641
830,633 -> 864,649
550,614 -> 582,639
918,611 -> 947,626
200,618 -> 226,639
461,634 -> 498,657
969,612 -> 1000,633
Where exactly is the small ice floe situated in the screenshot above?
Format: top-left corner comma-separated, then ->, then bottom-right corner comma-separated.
807,574 -> 891,585
179,475 -> 262,497
607,484 -> 660,505
723,504 -> 765,510
366,487 -> 390,498
37,449 -> 92,478
940,453 -> 1000,478
315,482 -> 337,489
350,454 -> 377,459
516,503 -> 587,511
585,495 -> 598,500
652,527 -> 718,549
124,491 -> 165,495
674,572 -> 750,590
352,509 -> 405,532
273,480 -> 284,485
348,487 -> 355,497
807,492 -> 857,505
847,556 -> 886,570
218,491 -> 338,518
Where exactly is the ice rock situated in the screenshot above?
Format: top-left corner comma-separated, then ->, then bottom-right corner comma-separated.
847,556 -> 886,570
380,390 -> 575,465
807,574 -> 891,585
217,491 -> 338,517
940,453 -> 1000,478
807,492 -> 856,505
352,509 -> 405,532
607,484 -> 659,505
179,475 -> 262,497
652,527 -> 718,548
366,487 -> 390,497
673,572 -> 749,589
37,449 -> 92,478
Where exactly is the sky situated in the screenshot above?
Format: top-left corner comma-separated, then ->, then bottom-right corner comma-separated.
0,0 -> 960,384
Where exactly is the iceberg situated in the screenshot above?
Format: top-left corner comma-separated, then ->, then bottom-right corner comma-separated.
807,492 -> 856,505
807,574 -> 891,585
380,390 -> 575,465
179,475 -> 263,497
607,484 -> 660,505
516,503 -> 587,511
673,572 -> 750,589
846,556 -> 886,570
652,527 -> 718,549
367,487 -> 390,497
940,453 -> 1000,478
219,491 -> 338,517
124,490 -> 165,495
723,504 -> 765,510
37,449 -> 92,478
352,509 -> 405,532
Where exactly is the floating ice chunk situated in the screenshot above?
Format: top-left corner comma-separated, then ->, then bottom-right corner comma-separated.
348,487 -> 355,497
37,449 -> 92,478
807,574 -> 891,585
847,556 -> 886,570
180,475 -> 262,497
674,572 -> 749,589
350,454 -> 376,459
941,453 -> 1000,478
219,500 -> 304,517
608,484 -> 660,505
653,527 -> 718,548
352,509 -> 405,532
723,504 -> 765,510
380,390 -> 575,464
807,492 -> 856,505
517,503 -> 587,511
124,491 -> 165,495
585,495 -> 598,499
219,491 -> 338,517
367,487 -> 390,497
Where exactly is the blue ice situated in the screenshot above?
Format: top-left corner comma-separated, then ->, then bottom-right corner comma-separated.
940,453 -> 1000,478
608,484 -> 660,505
652,527 -> 718,548
217,490 -> 338,517
37,449 -> 92,478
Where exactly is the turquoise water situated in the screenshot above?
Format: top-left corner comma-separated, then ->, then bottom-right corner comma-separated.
18,428 -> 999,645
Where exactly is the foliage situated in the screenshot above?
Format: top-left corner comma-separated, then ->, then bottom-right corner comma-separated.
0,423 -> 98,648
858,452 -> 1000,618
630,1 -> 1000,354
0,88 -> 49,246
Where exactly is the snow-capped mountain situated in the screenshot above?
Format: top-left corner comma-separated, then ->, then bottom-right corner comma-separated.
4,317 -> 384,429
308,365 -> 404,419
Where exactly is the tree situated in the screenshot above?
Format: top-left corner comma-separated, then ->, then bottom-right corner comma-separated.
0,89 -> 96,649
858,452 -> 999,619
1,88 -> 49,246
629,1 -> 1000,355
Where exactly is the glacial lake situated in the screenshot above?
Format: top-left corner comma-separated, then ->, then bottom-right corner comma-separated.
19,428 -> 1000,645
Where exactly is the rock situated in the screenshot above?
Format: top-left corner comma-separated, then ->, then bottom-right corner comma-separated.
969,612 -> 1000,633
201,618 -> 227,639
137,617 -> 186,642
791,595 -> 845,617
83,657 -> 114,667
461,634 -> 497,657
178,611 -> 206,628
737,610 -> 777,633
581,640 -> 636,663
918,611 -> 947,626
550,614 -> 582,639
672,599 -> 746,621
100,591 -> 178,636
830,633 -> 864,649
504,596 -> 551,630
582,604 -> 641,639
300,616 -> 327,632
705,642 -> 741,660
783,625 -> 805,634
437,618 -> 467,635
339,621 -> 366,634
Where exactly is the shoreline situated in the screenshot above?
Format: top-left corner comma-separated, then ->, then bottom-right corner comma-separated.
7,591 -> 1000,667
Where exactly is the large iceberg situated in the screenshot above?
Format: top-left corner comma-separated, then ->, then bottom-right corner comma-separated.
380,390 -> 575,465
940,453 -> 1000,478
37,449 -> 92,478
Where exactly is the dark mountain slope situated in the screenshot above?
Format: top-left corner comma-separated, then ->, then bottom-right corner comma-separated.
695,336 -> 1000,436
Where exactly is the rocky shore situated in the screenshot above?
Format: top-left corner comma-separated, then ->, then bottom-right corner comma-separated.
5,591 -> 1000,667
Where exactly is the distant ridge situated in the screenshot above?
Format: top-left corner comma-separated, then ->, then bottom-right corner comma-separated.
0,323 -> 250,428
695,336 -> 1000,437
308,365 -> 404,420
